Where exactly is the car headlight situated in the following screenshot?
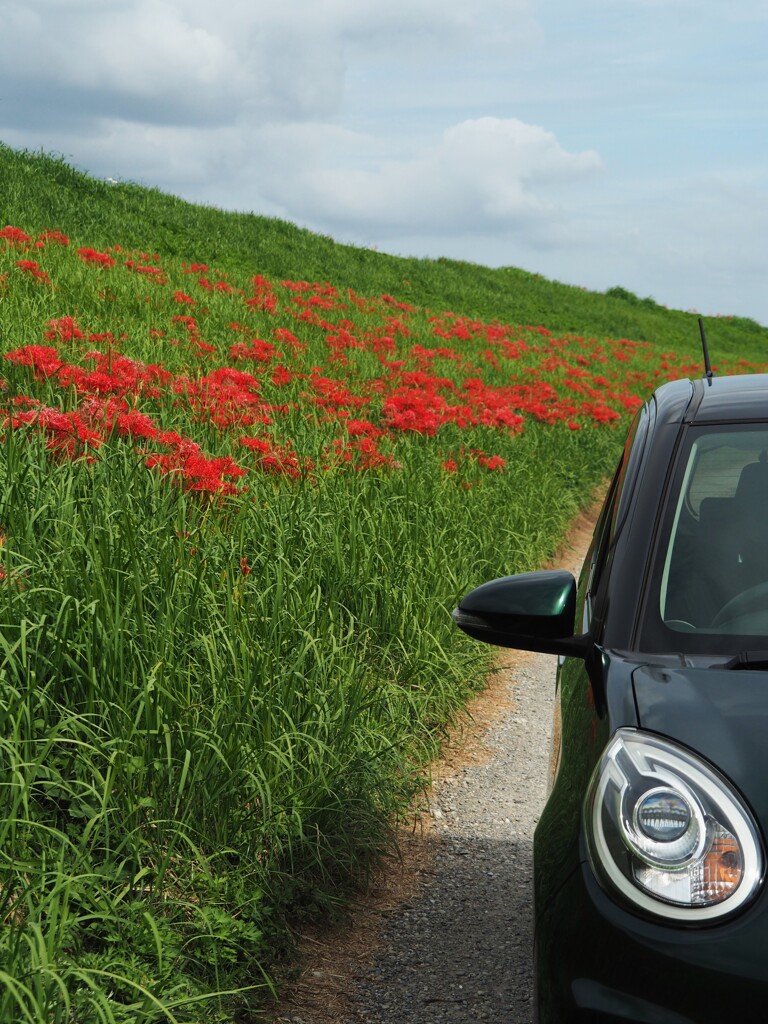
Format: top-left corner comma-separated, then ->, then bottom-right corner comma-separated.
585,729 -> 764,922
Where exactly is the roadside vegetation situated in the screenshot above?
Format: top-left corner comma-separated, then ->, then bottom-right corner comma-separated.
0,144 -> 766,1022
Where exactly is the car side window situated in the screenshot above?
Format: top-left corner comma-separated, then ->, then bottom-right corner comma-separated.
580,460 -> 622,632
580,403 -> 650,634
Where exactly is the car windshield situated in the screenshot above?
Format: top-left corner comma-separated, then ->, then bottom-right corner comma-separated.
645,425 -> 768,651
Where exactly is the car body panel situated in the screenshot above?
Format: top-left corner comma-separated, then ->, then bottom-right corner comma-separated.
686,373 -> 768,423
633,666 -> 768,841
535,654 -> 638,909
536,854 -> 768,1023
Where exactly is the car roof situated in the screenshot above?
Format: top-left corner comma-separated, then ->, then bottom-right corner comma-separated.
653,373 -> 768,426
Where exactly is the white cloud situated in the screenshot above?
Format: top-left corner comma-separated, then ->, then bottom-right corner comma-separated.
0,0 -> 535,131
254,117 -> 603,236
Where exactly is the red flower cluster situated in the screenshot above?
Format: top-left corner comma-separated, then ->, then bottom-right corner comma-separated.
16,260 -> 50,283
1,226 -> 32,246
4,222 -> 765,503
8,406 -> 102,460
77,247 -> 116,268
325,436 -> 398,472
239,435 -> 307,479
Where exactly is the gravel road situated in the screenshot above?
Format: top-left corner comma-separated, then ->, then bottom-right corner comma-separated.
271,516 -> 592,1024
341,647 -> 559,1024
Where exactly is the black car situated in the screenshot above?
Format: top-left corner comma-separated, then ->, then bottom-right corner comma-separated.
454,371 -> 768,1022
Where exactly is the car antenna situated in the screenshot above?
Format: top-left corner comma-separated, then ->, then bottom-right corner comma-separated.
698,316 -> 714,382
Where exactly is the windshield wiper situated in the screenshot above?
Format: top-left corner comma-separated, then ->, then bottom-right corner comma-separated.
722,651 -> 768,671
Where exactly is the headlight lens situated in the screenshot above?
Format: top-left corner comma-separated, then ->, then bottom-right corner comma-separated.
585,729 -> 764,922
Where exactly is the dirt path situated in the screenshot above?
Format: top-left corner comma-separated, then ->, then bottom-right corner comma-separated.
269,510 -> 596,1023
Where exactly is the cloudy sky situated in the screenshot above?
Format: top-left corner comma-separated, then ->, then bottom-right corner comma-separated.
2,0 -> 767,323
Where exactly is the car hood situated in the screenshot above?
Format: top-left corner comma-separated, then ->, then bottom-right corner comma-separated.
632,664 -> 768,830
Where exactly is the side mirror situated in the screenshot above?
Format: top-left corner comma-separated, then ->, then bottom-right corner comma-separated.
452,570 -> 592,658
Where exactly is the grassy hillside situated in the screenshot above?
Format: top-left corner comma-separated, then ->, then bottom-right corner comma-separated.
2,143 -> 766,353
0,144 -> 766,1023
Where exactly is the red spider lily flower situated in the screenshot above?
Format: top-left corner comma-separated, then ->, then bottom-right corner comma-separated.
146,446 -> 246,496
378,356 -> 407,372
173,291 -> 196,305
37,229 -> 70,246
15,260 -> 50,283
9,406 -> 103,460
396,370 -> 455,390
272,328 -> 303,349
77,247 -> 117,268
113,410 -> 157,440
181,366 -> 260,397
0,226 -> 32,246
382,387 -> 450,435
239,435 -> 308,479
212,279 -> 235,294
192,340 -> 217,355
125,262 -> 169,284
8,395 -> 41,408
5,345 -> 64,378
380,294 -> 416,312
282,280 -> 340,299
245,294 -> 278,313
52,352 -> 172,399
247,276 -> 279,314
326,437 -> 397,472
442,459 -> 459,473
309,374 -> 370,411
171,315 -> 200,333
410,344 -> 466,367
181,452 -> 246,484
88,331 -> 125,348
383,316 -> 412,337
581,403 -> 621,425
44,317 -> 85,343
345,419 -> 386,439
83,398 -> 159,441
228,338 -> 280,363
363,334 -> 397,355
294,294 -> 338,311
326,329 -> 361,351
172,367 -> 272,430
271,366 -> 294,388
615,394 -> 644,414
478,454 -> 506,471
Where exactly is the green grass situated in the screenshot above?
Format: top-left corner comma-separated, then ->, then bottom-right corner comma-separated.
0,142 -> 766,1021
